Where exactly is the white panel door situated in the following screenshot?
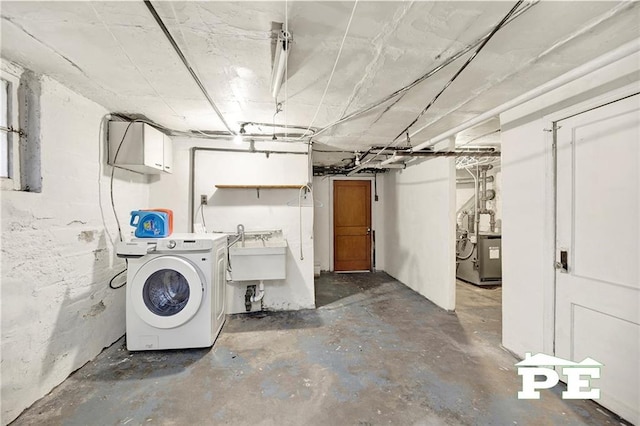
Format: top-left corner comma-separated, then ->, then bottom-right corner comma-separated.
555,94 -> 640,424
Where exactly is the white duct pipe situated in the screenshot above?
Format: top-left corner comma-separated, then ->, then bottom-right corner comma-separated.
379,155 -> 399,167
480,167 -> 488,211
466,166 -> 478,240
457,175 -> 494,185
377,38 -> 640,167
416,39 -> 640,151
373,163 -> 405,169
346,161 -> 405,175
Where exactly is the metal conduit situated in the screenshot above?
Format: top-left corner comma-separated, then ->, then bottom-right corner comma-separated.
457,176 -> 494,185
241,121 -> 319,135
144,0 -> 236,135
352,1 -> 524,175
400,13 -> 640,156
393,0 -> 525,143
310,1 -> 538,139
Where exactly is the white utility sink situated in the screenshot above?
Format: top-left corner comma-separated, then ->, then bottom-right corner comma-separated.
229,230 -> 287,281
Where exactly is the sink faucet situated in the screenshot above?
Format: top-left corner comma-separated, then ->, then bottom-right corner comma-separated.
237,224 -> 245,245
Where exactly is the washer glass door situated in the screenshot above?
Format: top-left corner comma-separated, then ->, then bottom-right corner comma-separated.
143,269 -> 191,316
131,256 -> 203,329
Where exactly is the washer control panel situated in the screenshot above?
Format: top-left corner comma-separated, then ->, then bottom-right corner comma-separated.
154,238 -> 215,252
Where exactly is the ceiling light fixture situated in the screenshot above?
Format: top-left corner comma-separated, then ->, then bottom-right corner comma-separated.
271,30 -> 292,99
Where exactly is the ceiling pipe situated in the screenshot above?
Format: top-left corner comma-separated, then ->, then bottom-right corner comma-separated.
310,1 -> 539,139
404,151 -> 501,158
457,175 -> 494,185
241,121 -> 318,136
370,163 -> 405,170
352,1 -> 524,176
414,36 -> 640,153
379,38 -> 640,167
406,1 -> 638,146
144,1 -> 235,135
377,150 -> 500,168
271,30 -> 292,99
392,0 -> 525,143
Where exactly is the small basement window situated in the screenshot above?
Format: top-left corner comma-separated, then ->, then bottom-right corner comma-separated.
0,68 -> 21,190
1,78 -> 10,178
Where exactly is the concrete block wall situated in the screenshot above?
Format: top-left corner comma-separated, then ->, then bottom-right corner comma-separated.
1,64 -> 149,424
383,147 -> 457,311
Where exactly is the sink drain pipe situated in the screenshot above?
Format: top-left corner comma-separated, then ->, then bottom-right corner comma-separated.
251,281 -> 265,303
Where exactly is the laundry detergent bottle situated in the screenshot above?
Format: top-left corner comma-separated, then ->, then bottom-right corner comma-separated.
130,210 -> 170,238
143,208 -> 173,236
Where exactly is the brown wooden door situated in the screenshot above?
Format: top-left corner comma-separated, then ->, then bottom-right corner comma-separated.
333,180 -> 371,271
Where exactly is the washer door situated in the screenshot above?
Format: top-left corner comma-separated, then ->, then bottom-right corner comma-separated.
130,256 -> 204,329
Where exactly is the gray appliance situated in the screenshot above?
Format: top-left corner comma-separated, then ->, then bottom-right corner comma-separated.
457,234 -> 502,286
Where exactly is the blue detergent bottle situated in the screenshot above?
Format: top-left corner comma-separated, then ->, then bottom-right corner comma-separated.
130,210 -> 169,238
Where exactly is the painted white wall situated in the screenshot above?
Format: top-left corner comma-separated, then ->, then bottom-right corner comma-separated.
500,49 -> 640,358
383,141 -> 456,311
455,185 -> 475,214
500,120 -> 550,356
312,176 -> 331,271
148,139 -> 315,314
1,63 -> 149,424
312,175 -> 385,272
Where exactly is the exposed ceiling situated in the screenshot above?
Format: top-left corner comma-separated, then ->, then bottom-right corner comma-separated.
1,1 -> 639,167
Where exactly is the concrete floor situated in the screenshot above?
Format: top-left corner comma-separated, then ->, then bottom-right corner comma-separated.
12,273 -> 629,425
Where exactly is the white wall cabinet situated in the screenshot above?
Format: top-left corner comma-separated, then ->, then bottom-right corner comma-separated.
108,121 -> 172,174
162,136 -> 172,173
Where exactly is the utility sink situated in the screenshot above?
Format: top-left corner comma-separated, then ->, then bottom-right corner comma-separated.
229,230 -> 287,281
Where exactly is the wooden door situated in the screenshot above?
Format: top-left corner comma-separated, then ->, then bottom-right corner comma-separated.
555,94 -> 639,424
334,180 -> 372,271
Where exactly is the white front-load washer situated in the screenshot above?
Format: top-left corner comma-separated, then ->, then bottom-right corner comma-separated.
120,233 -> 227,351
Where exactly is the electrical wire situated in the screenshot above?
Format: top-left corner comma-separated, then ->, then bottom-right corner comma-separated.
299,184 -> 312,260
109,264 -> 128,289
89,2 -> 185,122
144,0 -> 236,135
284,0 -> 289,141
272,102 -> 283,140
394,0 -> 524,142
312,148 -> 354,153
108,120 -> 136,290
193,202 -> 208,231
307,1 -> 537,140
299,0 -> 359,139
110,121 -> 135,242
316,0 -> 540,142
98,114 -> 117,247
354,0 -> 525,171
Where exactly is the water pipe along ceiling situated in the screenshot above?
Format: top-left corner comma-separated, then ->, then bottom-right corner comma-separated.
1,1 -> 638,167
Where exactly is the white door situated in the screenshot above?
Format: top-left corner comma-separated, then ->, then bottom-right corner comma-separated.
555,94 -> 639,424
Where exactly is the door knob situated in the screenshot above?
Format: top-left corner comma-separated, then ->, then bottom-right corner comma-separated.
367,228 -> 371,235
